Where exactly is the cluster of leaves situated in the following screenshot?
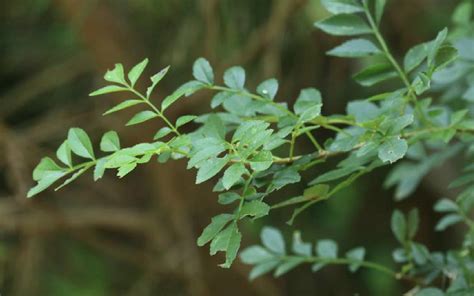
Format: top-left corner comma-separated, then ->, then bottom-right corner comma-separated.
28,0 -> 474,294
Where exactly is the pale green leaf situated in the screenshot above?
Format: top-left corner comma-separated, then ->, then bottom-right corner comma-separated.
176,115 -> 197,128
316,240 -> 338,258
128,58 -> 149,87
193,57 -> 214,84
378,137 -> 407,163
56,140 -> 72,167
196,156 -> 230,184
68,128 -> 95,159
146,66 -> 170,98
257,79 -> 278,100
261,227 -> 285,255
104,63 -> 126,84
100,131 -> 121,152
89,85 -> 128,96
103,99 -> 143,115
240,200 -> 270,219
346,247 -> 365,272
126,111 -> 158,126
224,66 -> 245,89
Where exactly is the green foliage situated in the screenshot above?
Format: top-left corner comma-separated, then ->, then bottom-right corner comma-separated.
27,0 -> 474,293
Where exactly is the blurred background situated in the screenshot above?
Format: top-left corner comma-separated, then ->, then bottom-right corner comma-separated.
0,0 -> 466,295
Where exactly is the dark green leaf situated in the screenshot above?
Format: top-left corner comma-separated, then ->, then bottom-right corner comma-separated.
327,39 -> 381,58
314,14 -> 371,36
197,213 -> 234,246
222,163 -> 247,190
353,63 -> 398,86
321,0 -> 363,14
391,210 -> 406,243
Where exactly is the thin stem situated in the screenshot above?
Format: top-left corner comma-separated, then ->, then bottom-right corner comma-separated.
127,86 -> 181,136
209,85 -> 324,152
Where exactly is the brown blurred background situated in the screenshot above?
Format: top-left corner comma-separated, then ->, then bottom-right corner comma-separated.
0,0 -> 463,295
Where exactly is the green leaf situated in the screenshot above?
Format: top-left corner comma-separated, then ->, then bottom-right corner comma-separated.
176,115 -> 197,128
434,45 -> 458,71
299,104 -> 322,123
314,14 -> 371,36
292,231 -> 312,256
316,240 -> 338,258
346,247 -> 365,272
378,137 -> 407,163
375,0 -> 387,24
416,288 -> 444,296
161,81 -> 204,111
100,131 -> 120,152
434,198 -> 459,213
93,158 -> 107,181
327,39 -> 381,58
55,165 -> 90,191
193,57 -> 214,85
407,208 -> 419,239
104,63 -> 126,84
453,1 -> 472,25
404,43 -> 428,73
103,99 -> 143,115
257,79 -> 278,100
411,242 -> 429,265
391,210 -> 406,243
126,111 -> 158,126
435,214 -> 463,231
146,66 -> 170,98
128,58 -> 149,87
197,213 -> 234,246
68,128 -> 95,159
294,88 -> 322,115
261,227 -> 285,255
56,140 -> 72,167
427,28 -> 448,67
218,192 -> 241,205
321,0 -> 363,14
196,156 -> 230,184
274,258 -> 305,277
353,63 -> 398,86
117,162 -> 137,178
32,157 -> 65,181
210,223 -> 242,268
188,138 -> 226,168
240,200 -> 270,219
27,171 -> 67,198
224,66 -> 246,89
222,163 -> 247,190
248,261 -> 280,281
89,85 -> 128,96
240,246 -> 274,264
153,127 -> 173,140
310,165 -> 363,184
249,151 -> 273,172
